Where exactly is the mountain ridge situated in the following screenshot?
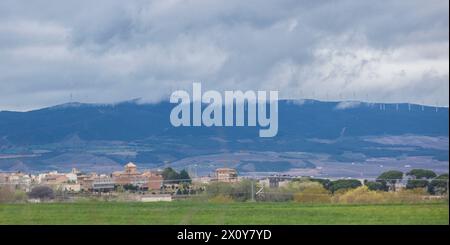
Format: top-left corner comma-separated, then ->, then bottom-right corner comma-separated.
0,99 -> 447,176
0,99 -> 448,146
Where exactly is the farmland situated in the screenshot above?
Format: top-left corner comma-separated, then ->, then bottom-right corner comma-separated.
0,201 -> 447,225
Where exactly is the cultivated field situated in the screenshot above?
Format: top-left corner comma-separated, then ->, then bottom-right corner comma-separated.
0,201 -> 448,225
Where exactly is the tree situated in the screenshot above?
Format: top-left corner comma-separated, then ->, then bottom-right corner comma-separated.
377,170 -> 403,191
428,173 -> 448,195
178,169 -> 191,183
28,186 -> 54,200
406,179 -> 429,190
161,167 -> 191,184
328,179 -> 362,193
162,167 -> 179,182
364,180 -> 388,191
309,178 -> 331,189
406,169 -> 437,179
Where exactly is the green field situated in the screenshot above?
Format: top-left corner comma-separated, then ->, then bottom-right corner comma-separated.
0,201 -> 448,225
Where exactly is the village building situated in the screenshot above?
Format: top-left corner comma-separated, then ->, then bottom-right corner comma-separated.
65,172 -> 77,183
112,162 -> 163,191
0,173 -> 7,184
40,172 -> 69,186
2,172 -> 33,191
259,176 -> 291,188
193,176 -> 212,184
77,174 -> 95,192
214,168 -> 238,183
62,183 -> 81,192
112,162 -> 146,187
142,171 -> 164,190
92,175 -> 115,192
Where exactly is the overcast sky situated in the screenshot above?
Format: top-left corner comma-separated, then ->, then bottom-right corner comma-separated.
0,0 -> 448,111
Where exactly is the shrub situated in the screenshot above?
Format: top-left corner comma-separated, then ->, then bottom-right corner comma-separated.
205,180 -> 254,202
0,186 -> 15,203
308,178 -> 332,189
206,182 -> 233,196
13,189 -> 27,203
293,182 -> 331,204
391,188 -> 427,203
209,194 -> 234,204
333,186 -> 386,204
328,179 -> 362,193
257,188 -> 294,202
123,184 -> 139,191
0,187 -> 28,203
28,186 -> 54,200
259,181 -> 318,202
333,186 -> 427,204
230,180 -> 253,202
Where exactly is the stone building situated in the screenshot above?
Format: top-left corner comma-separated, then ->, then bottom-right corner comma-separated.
112,162 -> 163,190
215,168 -> 238,183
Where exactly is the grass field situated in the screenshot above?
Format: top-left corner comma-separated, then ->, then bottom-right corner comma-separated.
0,201 -> 448,225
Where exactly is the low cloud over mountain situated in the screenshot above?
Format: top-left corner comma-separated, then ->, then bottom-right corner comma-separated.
0,0 -> 448,111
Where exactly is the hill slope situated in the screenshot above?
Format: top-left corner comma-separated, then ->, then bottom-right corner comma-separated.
0,100 -> 448,176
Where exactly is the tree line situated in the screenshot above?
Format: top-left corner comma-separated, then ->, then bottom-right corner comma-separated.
310,169 -> 448,195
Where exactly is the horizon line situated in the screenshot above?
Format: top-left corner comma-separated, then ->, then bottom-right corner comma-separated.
1,98 -> 449,113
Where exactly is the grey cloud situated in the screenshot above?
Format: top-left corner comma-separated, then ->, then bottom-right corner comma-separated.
0,0 -> 448,111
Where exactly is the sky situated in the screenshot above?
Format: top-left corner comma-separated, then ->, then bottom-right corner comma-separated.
0,0 -> 448,111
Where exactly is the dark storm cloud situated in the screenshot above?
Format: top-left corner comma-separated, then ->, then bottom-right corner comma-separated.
0,0 -> 448,111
